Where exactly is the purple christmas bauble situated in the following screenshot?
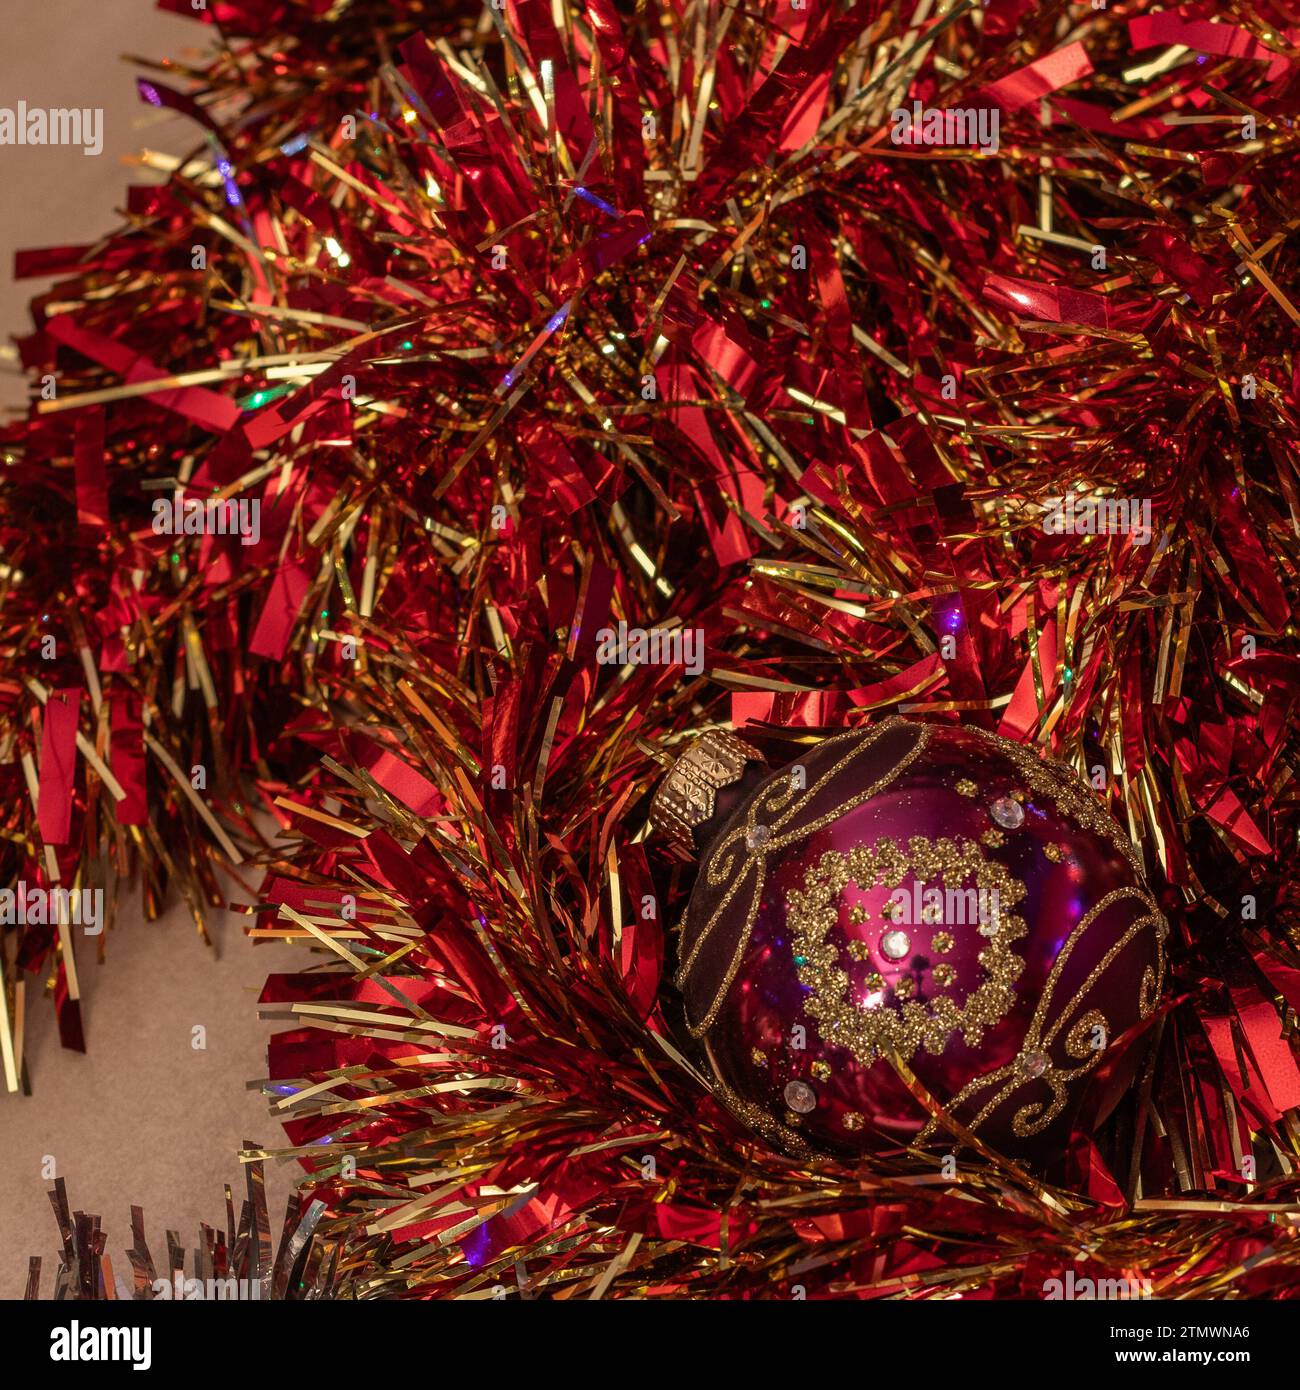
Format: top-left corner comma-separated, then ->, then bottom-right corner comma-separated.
667,718 -> 1167,1163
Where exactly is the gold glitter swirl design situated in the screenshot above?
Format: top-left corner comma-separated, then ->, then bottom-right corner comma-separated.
1066,1010 -> 1109,1060
789,837 -> 1028,1062
677,717 -> 931,1036
706,1046 -> 814,1159
918,886 -> 1167,1143
1139,964 -> 1160,1016
968,727 -> 1143,875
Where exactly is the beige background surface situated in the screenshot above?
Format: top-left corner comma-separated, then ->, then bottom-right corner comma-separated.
1,2 -> 303,1298
0,0 -> 196,408
1,901 -> 303,1299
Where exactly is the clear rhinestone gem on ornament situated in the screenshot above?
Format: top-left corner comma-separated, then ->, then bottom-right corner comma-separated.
880,929 -> 911,961
783,1080 -> 817,1114
1020,1050 -> 1049,1079
745,823 -> 770,851
990,797 -> 1025,830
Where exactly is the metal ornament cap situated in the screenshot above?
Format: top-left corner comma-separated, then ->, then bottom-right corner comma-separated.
650,730 -> 765,857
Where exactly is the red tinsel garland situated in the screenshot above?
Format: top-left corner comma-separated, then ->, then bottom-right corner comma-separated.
0,0 -> 485,1054
11,0 -> 1300,1296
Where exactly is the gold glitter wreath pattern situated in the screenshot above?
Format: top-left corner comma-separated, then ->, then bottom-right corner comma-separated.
677,717 -> 932,1035
789,837 -> 1028,1063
